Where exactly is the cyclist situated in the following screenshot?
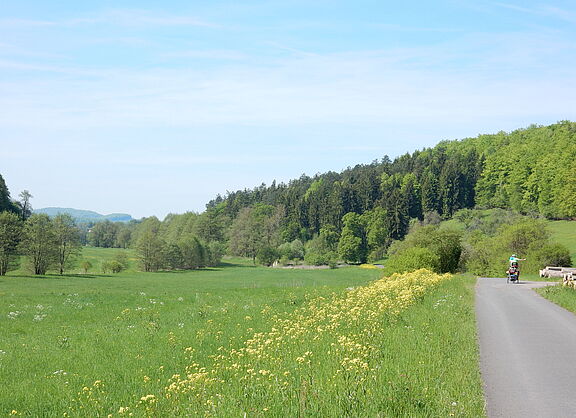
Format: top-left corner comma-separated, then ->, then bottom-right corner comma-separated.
508,254 -> 526,280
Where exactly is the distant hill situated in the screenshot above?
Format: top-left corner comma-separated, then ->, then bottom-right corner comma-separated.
33,207 -> 133,223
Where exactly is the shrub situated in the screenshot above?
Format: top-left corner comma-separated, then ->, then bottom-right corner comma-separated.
497,219 -> 549,256
304,233 -> 338,266
526,243 -> 572,273
109,260 -> 124,273
206,241 -> 225,267
101,260 -> 124,274
113,252 -> 130,270
304,249 -> 337,266
368,246 -> 387,263
279,255 -> 291,266
256,246 -> 279,267
388,225 -> 462,273
277,239 -> 304,261
80,260 -> 92,274
384,247 -> 440,275
464,219 -> 552,276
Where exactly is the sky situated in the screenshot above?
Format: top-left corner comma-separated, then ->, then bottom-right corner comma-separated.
1,0 -> 575,219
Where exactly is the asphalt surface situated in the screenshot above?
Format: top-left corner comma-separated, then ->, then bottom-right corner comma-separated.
476,278 -> 576,418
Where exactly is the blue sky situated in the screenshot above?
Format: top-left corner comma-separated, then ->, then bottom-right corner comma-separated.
1,0 -> 575,219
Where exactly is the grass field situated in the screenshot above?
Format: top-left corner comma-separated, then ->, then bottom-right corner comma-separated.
1,248 -> 484,416
547,220 -> 576,263
536,221 -> 576,306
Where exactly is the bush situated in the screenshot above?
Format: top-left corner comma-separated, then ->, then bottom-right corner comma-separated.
278,239 -> 304,261
101,260 -> 124,274
388,225 -> 462,273
304,233 -> 338,266
279,255 -> 291,266
464,219 -> 552,276
113,252 -> 130,270
497,219 -> 549,256
368,246 -> 387,263
383,247 -> 440,275
80,260 -> 92,274
304,250 -> 337,266
526,243 -> 572,273
256,246 -> 279,267
206,241 -> 225,267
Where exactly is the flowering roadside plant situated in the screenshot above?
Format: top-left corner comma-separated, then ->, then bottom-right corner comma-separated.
159,269 -> 451,415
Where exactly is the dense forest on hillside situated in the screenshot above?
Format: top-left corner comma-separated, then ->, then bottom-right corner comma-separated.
208,121 -> 576,233
1,121 -> 575,273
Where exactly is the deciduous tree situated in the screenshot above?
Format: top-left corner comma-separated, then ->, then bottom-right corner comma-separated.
20,214 -> 57,275
18,190 -> 33,220
136,217 -> 165,272
338,212 -> 367,263
0,212 -> 22,275
53,213 -> 82,275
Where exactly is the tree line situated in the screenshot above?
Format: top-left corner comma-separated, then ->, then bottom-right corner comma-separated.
197,121 -> 575,265
0,176 -> 226,274
2,121 -> 575,274
0,212 -> 82,275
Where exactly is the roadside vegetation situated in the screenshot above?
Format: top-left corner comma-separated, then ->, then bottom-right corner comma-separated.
533,221 -> 576,307
537,285 -> 576,313
382,208 -> 571,279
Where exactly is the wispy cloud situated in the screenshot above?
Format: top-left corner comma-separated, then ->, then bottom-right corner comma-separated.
372,23 -> 462,33
0,9 -> 218,29
332,146 -> 389,152
161,49 -> 248,61
542,6 -> 576,23
68,10 -> 219,28
264,42 -> 320,57
0,59 -> 111,76
492,2 -> 536,14
0,18 -> 56,27
106,154 -> 287,166
1,30 -> 575,132
492,2 -> 576,23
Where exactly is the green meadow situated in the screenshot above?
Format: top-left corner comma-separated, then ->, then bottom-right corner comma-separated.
537,221 -> 576,306
524,220 -> 576,281
1,250 -> 484,416
547,220 -> 576,264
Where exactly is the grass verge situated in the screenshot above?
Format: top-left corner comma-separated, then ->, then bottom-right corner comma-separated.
360,273 -> 484,417
536,285 -> 576,313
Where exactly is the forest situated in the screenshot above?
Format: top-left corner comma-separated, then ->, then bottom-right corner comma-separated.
1,121 -> 575,274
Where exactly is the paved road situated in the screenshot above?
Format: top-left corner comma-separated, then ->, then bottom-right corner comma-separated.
476,278 -> 576,417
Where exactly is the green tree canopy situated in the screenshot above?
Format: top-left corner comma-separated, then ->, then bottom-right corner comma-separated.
338,212 -> 367,264
0,211 -> 23,275
20,214 -> 57,275
53,213 -> 82,275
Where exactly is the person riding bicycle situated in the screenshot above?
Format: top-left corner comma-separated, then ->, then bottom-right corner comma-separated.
508,254 -> 526,280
